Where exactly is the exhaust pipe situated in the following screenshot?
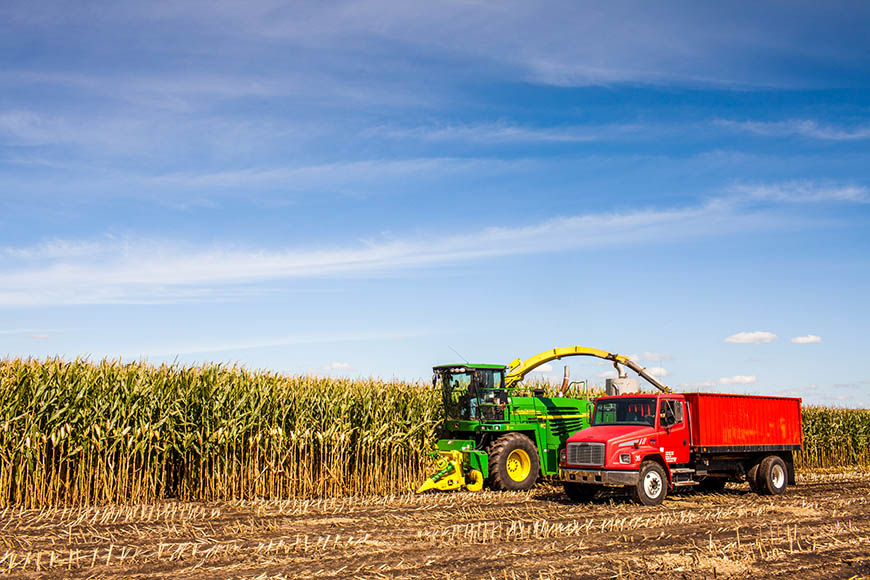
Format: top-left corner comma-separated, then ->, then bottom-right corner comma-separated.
559,365 -> 570,396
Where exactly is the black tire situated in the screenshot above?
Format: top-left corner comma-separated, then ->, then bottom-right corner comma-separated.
487,433 -> 540,491
746,461 -> 761,493
563,482 -> 599,502
632,461 -> 668,506
757,455 -> 788,495
697,477 -> 727,493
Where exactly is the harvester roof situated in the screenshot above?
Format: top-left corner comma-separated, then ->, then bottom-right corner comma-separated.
432,364 -> 506,371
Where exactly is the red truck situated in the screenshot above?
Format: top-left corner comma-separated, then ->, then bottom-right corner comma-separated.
559,392 -> 803,505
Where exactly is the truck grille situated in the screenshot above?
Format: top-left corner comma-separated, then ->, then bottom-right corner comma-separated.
567,442 -> 605,466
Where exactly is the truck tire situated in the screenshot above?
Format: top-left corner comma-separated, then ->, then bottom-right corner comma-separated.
487,433 -> 540,491
632,461 -> 668,506
757,455 -> 788,495
746,461 -> 761,493
563,482 -> 599,502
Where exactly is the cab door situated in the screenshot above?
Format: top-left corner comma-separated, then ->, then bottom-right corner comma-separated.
657,397 -> 690,464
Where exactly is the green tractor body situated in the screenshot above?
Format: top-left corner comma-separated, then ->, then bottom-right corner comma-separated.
418,364 -> 592,492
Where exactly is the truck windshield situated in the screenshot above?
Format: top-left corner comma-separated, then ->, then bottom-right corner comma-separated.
436,368 -> 506,421
593,397 -> 657,427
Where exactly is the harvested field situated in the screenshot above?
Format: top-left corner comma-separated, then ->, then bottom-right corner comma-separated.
2,470 -> 868,579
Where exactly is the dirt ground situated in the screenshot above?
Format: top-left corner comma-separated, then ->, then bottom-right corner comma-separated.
1,470 -> 868,580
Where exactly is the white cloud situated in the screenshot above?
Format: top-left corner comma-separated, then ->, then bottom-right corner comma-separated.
776,385 -> 818,397
532,363 -> 553,373
642,351 -> 673,361
718,375 -> 758,385
733,181 -> 870,204
717,119 -> 870,141
0,327 -> 59,335
646,367 -> 670,378
0,198 -> 794,306
375,122 -> 644,144
791,334 -> 822,344
325,361 -> 352,371
678,380 -> 717,389
679,375 -> 758,388
147,157 -> 507,191
596,370 -> 619,380
724,331 -> 778,344
112,329 -> 421,359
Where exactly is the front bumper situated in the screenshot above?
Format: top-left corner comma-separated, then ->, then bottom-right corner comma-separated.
559,467 -> 638,487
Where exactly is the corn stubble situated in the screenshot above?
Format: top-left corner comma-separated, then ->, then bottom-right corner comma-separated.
0,357 -> 866,507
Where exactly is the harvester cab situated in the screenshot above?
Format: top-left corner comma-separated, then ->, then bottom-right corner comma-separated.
417,346 -> 672,494
439,364 -> 507,422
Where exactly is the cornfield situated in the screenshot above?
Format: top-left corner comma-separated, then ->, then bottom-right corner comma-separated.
797,405 -> 870,468
0,357 -> 440,508
0,357 -> 867,507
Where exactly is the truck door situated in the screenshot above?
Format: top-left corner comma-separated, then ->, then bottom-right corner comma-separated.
657,397 -> 690,464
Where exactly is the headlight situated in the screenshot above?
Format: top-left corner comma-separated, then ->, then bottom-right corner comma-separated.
619,453 -> 631,464
559,448 -> 567,465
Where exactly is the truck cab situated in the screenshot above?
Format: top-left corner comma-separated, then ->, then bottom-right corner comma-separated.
559,393 -> 688,505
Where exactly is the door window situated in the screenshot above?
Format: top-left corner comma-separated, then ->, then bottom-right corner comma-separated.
660,399 -> 684,427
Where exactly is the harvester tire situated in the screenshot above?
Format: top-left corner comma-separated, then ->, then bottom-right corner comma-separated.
563,482 -> 599,502
757,455 -> 788,495
487,433 -> 539,491
632,461 -> 668,506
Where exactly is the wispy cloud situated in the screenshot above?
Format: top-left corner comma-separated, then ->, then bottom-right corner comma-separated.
724,331 -> 778,344
373,122 -> 645,144
641,351 -> 673,361
733,181 -> 870,204
0,327 -> 70,335
791,334 -> 823,344
0,198 -> 795,306
323,361 -> 353,371
147,157 -> 511,191
717,119 -> 870,141
720,375 -> 758,385
114,329 -> 422,359
2,239 -> 109,260
680,375 -> 758,388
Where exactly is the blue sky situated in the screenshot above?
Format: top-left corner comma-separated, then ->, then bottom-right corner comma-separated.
2,1 -> 869,406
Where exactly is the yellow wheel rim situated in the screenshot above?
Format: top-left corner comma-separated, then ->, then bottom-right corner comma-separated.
506,449 -> 531,482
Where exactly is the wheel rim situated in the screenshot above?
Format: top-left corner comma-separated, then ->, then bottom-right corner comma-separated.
643,470 -> 663,498
771,464 -> 785,488
506,449 -> 531,482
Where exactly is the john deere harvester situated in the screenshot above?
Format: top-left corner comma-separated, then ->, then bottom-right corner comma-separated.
416,346 -> 671,493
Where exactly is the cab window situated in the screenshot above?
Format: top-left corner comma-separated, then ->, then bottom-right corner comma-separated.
660,399 -> 684,427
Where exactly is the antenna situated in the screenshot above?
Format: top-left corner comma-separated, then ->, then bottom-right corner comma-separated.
448,345 -> 469,364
